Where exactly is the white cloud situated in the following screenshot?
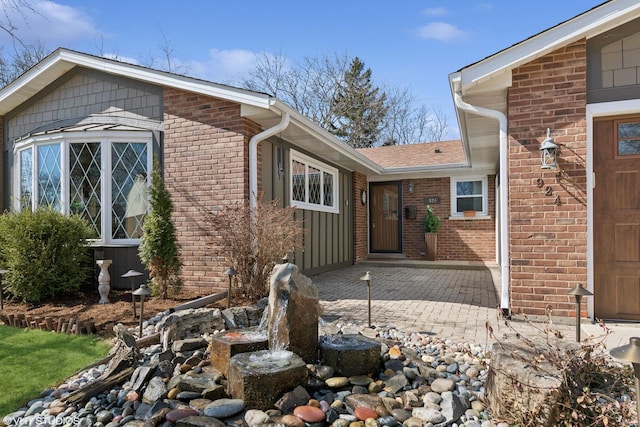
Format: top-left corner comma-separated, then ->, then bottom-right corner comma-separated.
422,7 -> 448,17
0,0 -> 101,46
201,48 -> 259,84
417,22 -> 467,42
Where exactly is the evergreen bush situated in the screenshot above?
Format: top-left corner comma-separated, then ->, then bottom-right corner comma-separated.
139,163 -> 182,299
0,207 -> 93,303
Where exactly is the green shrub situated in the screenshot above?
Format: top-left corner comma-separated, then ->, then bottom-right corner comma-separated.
424,205 -> 441,233
0,207 -> 94,303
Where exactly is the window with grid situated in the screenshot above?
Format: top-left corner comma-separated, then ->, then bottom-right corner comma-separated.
15,131 -> 151,244
450,176 -> 488,217
290,150 -> 339,213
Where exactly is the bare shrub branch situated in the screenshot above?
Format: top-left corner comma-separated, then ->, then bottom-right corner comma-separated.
207,196 -> 303,302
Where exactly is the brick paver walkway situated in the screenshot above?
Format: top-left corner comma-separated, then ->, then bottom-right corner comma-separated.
312,262 -> 640,350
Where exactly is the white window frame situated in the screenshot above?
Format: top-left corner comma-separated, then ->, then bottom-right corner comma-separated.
289,149 -> 339,214
13,130 -> 153,246
450,176 -> 489,217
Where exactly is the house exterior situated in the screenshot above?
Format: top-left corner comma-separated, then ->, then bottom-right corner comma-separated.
450,0 -> 640,321
0,0 -> 637,322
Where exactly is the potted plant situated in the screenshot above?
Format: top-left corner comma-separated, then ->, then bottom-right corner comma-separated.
424,205 -> 441,261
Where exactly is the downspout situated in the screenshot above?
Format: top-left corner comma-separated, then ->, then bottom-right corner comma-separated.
454,92 -> 510,316
249,112 -> 290,209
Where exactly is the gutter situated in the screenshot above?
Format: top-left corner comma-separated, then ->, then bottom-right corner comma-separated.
453,91 -> 510,316
249,111 -> 290,208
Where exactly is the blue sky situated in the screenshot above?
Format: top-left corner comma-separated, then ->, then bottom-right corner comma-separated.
3,0 -> 605,140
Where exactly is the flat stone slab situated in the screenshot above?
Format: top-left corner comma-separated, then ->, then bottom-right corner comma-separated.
210,328 -> 268,377
319,334 -> 381,377
227,350 -> 308,410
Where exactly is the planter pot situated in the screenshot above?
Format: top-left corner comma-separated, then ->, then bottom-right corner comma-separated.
424,233 -> 437,261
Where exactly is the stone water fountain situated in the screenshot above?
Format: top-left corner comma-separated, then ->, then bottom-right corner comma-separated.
210,262 -> 381,410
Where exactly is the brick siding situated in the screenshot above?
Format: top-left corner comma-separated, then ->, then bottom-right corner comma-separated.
353,172 -> 368,262
163,87 -> 261,291
401,177 -> 496,261
507,39 -> 588,317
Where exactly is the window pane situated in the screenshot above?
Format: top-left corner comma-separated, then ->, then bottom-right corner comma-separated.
457,197 -> 483,212
456,181 -> 482,196
308,166 -> 321,205
618,122 -> 640,155
112,143 -> 147,239
37,144 -> 61,210
292,160 -> 306,202
19,149 -> 32,210
70,143 -> 102,237
323,171 -> 333,207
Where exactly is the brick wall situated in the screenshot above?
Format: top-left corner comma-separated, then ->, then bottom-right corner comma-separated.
353,172 -> 368,262
163,87 -> 260,291
507,39 -> 588,317
402,177 -> 496,261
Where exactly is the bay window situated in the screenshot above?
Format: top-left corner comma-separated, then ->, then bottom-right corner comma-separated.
15,131 -> 152,244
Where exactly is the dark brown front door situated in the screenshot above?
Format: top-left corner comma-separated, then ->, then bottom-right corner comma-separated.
594,116 -> 640,320
370,182 -> 401,252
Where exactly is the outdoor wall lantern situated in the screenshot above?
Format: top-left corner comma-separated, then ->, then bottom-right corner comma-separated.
566,283 -> 593,342
360,189 -> 367,205
540,128 -> 558,170
122,269 -> 144,318
610,337 -> 640,421
408,181 -> 414,194
360,271 -> 373,327
223,266 -> 238,308
132,284 -> 152,338
0,269 -> 7,310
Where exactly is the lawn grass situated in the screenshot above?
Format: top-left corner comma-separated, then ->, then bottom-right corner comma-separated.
0,325 -> 111,417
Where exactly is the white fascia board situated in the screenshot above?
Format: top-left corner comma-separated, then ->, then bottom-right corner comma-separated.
459,0 -> 640,91
269,100 -> 385,173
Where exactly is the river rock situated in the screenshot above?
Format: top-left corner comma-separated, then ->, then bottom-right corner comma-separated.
142,376 -> 167,403
430,377 -> 456,393
412,407 -> 445,424
175,415 -> 226,427
203,398 -> 245,418
293,405 -> 325,423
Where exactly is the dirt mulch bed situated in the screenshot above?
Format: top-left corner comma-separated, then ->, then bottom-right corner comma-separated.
0,288 -> 228,336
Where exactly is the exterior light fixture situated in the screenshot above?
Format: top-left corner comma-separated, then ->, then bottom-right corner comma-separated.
360,271 -> 373,327
122,269 -> 144,318
610,337 -> 640,421
540,128 -> 558,170
132,284 -> 152,338
360,189 -> 367,205
0,269 -> 7,310
223,266 -> 238,309
408,181 -> 414,194
566,283 -> 593,342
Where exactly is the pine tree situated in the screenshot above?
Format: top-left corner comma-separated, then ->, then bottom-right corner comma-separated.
138,162 -> 182,299
329,57 -> 388,148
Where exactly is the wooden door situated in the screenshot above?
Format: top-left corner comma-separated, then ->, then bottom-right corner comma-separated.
370,182 -> 401,252
594,116 -> 640,320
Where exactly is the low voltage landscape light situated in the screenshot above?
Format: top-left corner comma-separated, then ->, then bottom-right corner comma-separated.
610,337 -> 640,421
121,269 -> 143,318
132,284 -> 152,338
566,283 -> 593,342
224,267 -> 238,309
360,271 -> 373,327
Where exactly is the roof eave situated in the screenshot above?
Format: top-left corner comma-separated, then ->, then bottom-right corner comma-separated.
0,48 -> 274,116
